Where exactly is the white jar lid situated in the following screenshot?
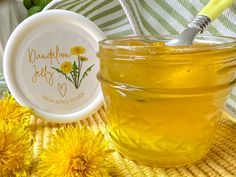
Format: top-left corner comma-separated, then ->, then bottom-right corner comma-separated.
4,10 -> 106,123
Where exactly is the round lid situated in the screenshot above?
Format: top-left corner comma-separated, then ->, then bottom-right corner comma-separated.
3,10 -> 106,123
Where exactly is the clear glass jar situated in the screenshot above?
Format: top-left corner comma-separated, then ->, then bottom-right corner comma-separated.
98,36 -> 236,167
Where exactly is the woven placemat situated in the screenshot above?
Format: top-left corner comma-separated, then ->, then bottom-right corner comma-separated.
30,108 -> 236,177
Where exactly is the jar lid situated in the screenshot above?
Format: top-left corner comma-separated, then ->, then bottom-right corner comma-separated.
3,10 -> 106,123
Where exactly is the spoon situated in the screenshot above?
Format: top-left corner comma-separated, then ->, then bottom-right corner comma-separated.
119,0 -> 235,46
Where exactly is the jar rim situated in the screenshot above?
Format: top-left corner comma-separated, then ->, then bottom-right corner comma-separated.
99,35 -> 236,54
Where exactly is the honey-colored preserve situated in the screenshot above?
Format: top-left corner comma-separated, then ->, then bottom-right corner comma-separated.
98,37 -> 236,167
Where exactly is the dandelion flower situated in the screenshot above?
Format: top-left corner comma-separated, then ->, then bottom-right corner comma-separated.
0,94 -> 31,126
37,125 -> 112,177
0,121 -> 32,177
60,61 -> 73,74
80,56 -> 89,61
70,46 -> 86,56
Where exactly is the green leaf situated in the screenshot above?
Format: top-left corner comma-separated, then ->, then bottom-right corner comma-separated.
51,67 -> 60,73
32,0 -> 40,5
28,6 -> 42,16
39,0 -> 52,8
23,0 -> 32,9
51,67 -> 73,83
73,61 -> 78,71
64,75 -> 73,83
72,61 -> 78,78
78,64 -> 94,87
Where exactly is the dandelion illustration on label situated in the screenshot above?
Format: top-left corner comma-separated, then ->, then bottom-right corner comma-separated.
52,46 -> 94,90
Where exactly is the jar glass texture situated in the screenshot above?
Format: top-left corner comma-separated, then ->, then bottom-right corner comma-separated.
98,36 -> 236,167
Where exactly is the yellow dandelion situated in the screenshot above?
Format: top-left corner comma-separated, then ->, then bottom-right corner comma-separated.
0,121 -> 32,177
80,56 -> 89,61
37,125 -> 112,177
70,46 -> 86,56
60,61 -> 73,74
0,94 -> 31,126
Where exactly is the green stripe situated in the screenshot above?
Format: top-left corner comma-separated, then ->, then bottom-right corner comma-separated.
107,29 -> 133,38
52,0 -> 71,9
140,14 -> 160,35
83,0 -> 113,17
207,26 -> 221,36
132,0 -> 159,35
90,5 -> 122,21
157,0 -> 188,26
49,0 -> 67,9
178,0 -> 221,35
179,0 -> 198,14
102,22 -> 130,31
47,3 -> 59,9
138,0 -> 178,34
75,0 -> 96,13
230,93 -> 236,102
54,0 -> 83,9
126,0 -> 144,35
229,5 -> 236,15
66,1 -> 88,10
99,15 -> 127,28
218,16 -> 236,33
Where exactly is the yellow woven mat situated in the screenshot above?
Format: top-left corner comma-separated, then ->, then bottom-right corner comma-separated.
30,108 -> 236,177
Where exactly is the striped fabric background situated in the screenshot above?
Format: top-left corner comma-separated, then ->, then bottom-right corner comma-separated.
47,0 -> 133,37
47,0 -> 236,114
47,0 -> 236,37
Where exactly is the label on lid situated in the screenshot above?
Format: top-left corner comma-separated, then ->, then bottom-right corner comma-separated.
4,10 -> 106,122
20,27 -> 98,114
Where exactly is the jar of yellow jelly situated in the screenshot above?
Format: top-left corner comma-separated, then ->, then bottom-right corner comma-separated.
98,36 -> 236,167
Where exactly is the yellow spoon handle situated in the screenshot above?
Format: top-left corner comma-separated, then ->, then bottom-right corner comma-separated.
198,0 -> 234,21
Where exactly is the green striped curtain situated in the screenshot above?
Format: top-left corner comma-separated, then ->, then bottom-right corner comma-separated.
47,0 -> 133,37
48,0 -> 236,37
47,0 -> 236,113
124,0 -> 236,36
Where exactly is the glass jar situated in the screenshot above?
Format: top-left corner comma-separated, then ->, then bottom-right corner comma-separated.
98,36 -> 236,167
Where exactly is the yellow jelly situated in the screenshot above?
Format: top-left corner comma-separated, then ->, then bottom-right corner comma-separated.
98,36 -> 236,167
